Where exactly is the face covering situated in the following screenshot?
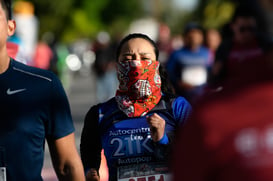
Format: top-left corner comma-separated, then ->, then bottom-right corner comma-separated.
115,59 -> 162,117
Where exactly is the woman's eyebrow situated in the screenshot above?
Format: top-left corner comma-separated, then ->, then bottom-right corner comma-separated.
140,53 -> 152,56
122,53 -> 133,56
122,52 -> 152,56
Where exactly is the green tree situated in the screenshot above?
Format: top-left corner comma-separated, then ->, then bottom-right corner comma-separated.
193,0 -> 236,30
15,0 -> 144,43
18,0 -> 75,42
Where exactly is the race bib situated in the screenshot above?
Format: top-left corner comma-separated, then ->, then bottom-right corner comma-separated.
117,163 -> 171,181
181,66 -> 207,86
0,167 -> 6,181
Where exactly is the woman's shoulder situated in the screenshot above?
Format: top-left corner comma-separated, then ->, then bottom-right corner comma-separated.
86,97 -> 116,115
172,96 -> 191,105
171,96 -> 192,124
162,94 -> 191,106
98,97 -> 117,110
173,96 -> 192,109
160,95 -> 192,114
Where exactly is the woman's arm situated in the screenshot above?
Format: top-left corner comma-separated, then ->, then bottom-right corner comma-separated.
80,106 -> 102,180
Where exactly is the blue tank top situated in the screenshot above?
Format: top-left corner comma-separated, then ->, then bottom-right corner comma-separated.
97,97 -> 191,180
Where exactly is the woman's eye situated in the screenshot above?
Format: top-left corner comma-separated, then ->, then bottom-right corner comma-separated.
122,57 -> 131,61
142,57 -> 150,60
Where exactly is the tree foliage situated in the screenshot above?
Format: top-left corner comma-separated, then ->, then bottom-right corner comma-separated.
14,0 -> 144,43
13,0 -> 248,43
191,0 -> 236,30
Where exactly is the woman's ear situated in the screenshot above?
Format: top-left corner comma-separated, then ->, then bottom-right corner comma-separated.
7,20 -> 16,36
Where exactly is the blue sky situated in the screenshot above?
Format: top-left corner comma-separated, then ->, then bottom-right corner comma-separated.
173,0 -> 199,10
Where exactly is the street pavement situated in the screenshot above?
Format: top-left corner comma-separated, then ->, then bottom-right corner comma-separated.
42,71 -> 97,180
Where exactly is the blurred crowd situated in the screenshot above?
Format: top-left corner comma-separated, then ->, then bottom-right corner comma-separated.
7,1 -> 273,105
170,3 -> 273,181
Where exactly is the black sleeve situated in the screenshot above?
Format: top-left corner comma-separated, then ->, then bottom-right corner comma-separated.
258,33 -> 273,52
80,105 -> 102,172
153,142 -> 172,163
208,40 -> 232,87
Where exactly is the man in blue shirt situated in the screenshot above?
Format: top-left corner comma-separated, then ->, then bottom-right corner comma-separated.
0,0 -> 85,180
166,22 -> 213,103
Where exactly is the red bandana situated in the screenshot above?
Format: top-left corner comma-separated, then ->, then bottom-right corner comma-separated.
115,60 -> 162,117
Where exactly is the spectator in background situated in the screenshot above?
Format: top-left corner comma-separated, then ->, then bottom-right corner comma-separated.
92,31 -> 118,103
156,23 -> 173,65
210,6 -> 273,88
172,35 -> 273,181
171,34 -> 184,51
33,33 -> 54,70
172,4 -> 273,181
166,22 -> 213,103
204,28 -> 222,61
33,32 -> 59,75
6,37 -> 19,59
12,1 -> 38,66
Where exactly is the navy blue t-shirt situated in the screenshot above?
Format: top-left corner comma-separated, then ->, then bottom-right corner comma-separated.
0,59 -> 75,180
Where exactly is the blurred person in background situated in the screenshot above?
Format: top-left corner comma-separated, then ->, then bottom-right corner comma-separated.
156,23 -> 173,66
209,5 -> 273,88
170,34 -> 184,51
166,22 -> 213,103
33,32 -> 59,76
12,1 -> 38,66
172,4 -> 273,181
6,34 -> 19,59
204,28 -> 222,61
172,38 -> 273,181
259,0 -> 273,36
92,31 -> 118,103
81,33 -> 192,181
0,0 -> 85,180
33,32 -> 55,71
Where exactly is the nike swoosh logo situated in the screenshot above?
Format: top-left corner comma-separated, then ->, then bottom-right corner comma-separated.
7,88 -> 27,95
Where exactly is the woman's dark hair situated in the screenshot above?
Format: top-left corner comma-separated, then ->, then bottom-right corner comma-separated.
1,0 -> 12,20
116,33 -> 176,99
116,33 -> 159,61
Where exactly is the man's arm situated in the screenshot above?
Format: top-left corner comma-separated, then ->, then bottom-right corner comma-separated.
47,133 -> 85,181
